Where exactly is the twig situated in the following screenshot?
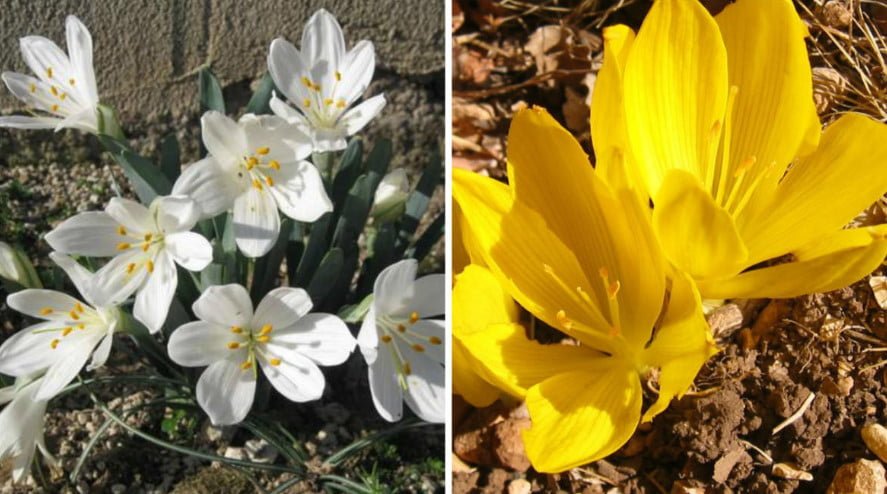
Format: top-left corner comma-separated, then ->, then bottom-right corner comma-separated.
772,391 -> 816,435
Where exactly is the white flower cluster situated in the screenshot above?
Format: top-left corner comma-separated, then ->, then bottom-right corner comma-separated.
0,10 -> 443,484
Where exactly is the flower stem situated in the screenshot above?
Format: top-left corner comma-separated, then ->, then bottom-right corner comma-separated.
96,104 -> 125,140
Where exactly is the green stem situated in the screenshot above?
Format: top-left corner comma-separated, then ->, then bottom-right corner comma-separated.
96,104 -> 125,140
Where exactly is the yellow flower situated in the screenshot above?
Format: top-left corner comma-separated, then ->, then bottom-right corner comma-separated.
453,108 -> 717,473
592,0 -> 887,300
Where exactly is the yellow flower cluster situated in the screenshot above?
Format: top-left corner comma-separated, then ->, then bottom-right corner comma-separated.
453,0 -> 887,473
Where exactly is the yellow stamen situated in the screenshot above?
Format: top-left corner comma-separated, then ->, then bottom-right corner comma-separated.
302,98 -> 311,108
60,92 -> 67,100
381,334 -> 392,343
403,362 -> 412,375
142,242 -> 151,252
46,67 -> 53,78
62,327 -> 73,337
74,303 -> 85,313
252,178 -> 263,190
397,324 -> 406,333
39,307 -> 53,315
230,326 -> 243,334
598,267 -> 622,334
77,323 -> 85,330
144,233 -> 153,242
324,98 -> 334,106
301,76 -> 312,88
126,262 -> 136,274
69,310 -> 80,320
335,71 -> 342,81
556,310 -> 573,331
117,242 -> 131,251
117,225 -> 127,235
259,324 -> 273,335
256,335 -> 270,343
269,358 -> 281,366
412,344 -> 425,352
429,336 -> 442,345
336,99 -> 346,109
50,339 -> 60,349
29,83 -> 36,93
256,146 -> 270,155
269,160 -> 280,170
409,312 -> 420,324
50,85 -> 58,96
227,342 -> 241,349
247,156 -> 259,169
51,104 -> 59,112
69,78 -> 75,85
265,175 -> 274,186
146,260 -> 155,273
240,360 -> 253,370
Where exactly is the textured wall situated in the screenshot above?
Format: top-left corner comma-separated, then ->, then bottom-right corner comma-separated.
0,0 -> 444,120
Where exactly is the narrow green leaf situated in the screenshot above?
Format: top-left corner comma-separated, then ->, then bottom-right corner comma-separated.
324,419 -> 434,466
406,212 -> 444,262
159,133 -> 181,182
337,293 -> 373,324
364,139 -> 392,181
331,139 -> 364,206
306,248 -> 344,304
199,68 -> 225,114
357,222 -> 397,297
332,175 -> 374,257
295,214 -> 332,286
251,220 -> 293,302
98,135 -> 172,204
395,151 -> 442,256
245,72 -> 276,115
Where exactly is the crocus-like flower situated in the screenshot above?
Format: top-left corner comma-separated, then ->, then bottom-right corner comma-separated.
591,0 -> 887,300
0,253 -> 121,401
372,169 -> 410,223
0,241 -> 42,288
45,196 -> 212,333
171,111 -> 331,257
167,284 -> 355,426
357,260 -> 445,423
0,15 -> 99,133
453,108 -> 718,472
268,9 -> 386,152
0,375 -> 57,484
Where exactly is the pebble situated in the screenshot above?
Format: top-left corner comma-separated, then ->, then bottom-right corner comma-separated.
245,438 -> 279,464
223,447 -> 246,461
772,462 -> 813,481
508,478 -> 532,494
827,459 -> 886,494
862,423 -> 887,463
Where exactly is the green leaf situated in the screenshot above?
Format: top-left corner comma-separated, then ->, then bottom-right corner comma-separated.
357,222 -> 397,297
295,214 -> 332,286
406,212 -> 444,262
98,134 -> 172,204
395,151 -> 442,256
332,175 -> 374,258
365,139 -> 392,182
159,133 -> 181,183
331,138 -> 364,206
306,248 -> 344,305
286,223 -> 305,287
199,68 -> 225,114
251,220 -> 293,302
337,293 -> 374,324
245,72 -> 276,115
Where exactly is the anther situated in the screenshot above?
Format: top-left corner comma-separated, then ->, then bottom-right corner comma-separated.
265,176 -> 274,186
126,262 -> 136,274
336,99 -> 346,109
51,104 -> 59,112
381,335 -> 392,343
240,360 -> 253,370
142,242 -> 151,252
734,156 -> 757,178
117,225 -> 127,235
301,76 -> 312,87
335,71 -> 342,81
77,323 -> 85,330
556,310 -> 573,330
62,327 -> 73,337
396,324 -> 406,333
256,335 -> 271,343
429,336 -> 442,345
403,362 -> 412,375
50,339 -> 60,349
29,83 -> 36,93
144,233 -> 153,242
607,280 -> 621,299
230,326 -> 243,334
39,307 -> 53,315
256,146 -> 270,155
269,160 -> 280,170
303,98 -> 311,108
60,93 -> 67,100
259,324 -> 272,335
409,312 -> 420,324
46,67 -> 53,78
50,86 -> 58,96
69,310 -> 80,320
252,179 -> 263,190
69,78 -> 75,85
74,303 -> 85,313
324,98 -> 333,106
269,358 -> 281,366
146,260 -> 155,273
412,344 -> 425,352
247,157 -> 259,169
117,242 -> 131,251
227,342 -> 240,349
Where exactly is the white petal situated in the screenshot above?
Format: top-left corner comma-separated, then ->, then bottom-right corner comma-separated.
233,185 -> 280,258
65,15 -> 98,105
338,40 -> 375,105
0,115 -> 61,129
192,283 -> 253,328
406,319 -> 445,364
1,72 -> 69,114
86,332 -> 113,371
341,94 -> 386,135
165,231 -> 213,271
302,9 -> 346,87
19,36 -> 72,85
167,321 -> 235,367
153,195 -> 202,233
267,40 -> 311,112
240,113 -> 312,162
402,354 -> 445,423
259,352 -> 325,402
367,348 -> 402,422
270,313 -> 355,366
90,250 -> 149,307
0,322 -> 61,376
105,197 -> 153,233
310,127 -> 348,152
201,111 -> 246,164
35,335 -> 98,401
269,94 -> 312,133
7,289 -> 84,321
357,307 -> 379,364
196,358 -> 256,426
0,379 -> 46,482
373,259 -> 417,316
171,156 -> 241,219
133,251 -> 177,334
251,287 -> 312,330
268,160 -> 332,222
55,107 -> 97,132
44,211 -> 120,257
49,252 -> 96,306
406,274 -> 445,318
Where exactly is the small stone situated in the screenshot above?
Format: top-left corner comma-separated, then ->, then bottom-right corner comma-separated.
827,459 -> 886,494
862,423 -> 887,463
772,462 -> 813,481
111,484 -> 127,494
508,478 -> 532,494
821,0 -> 853,28
870,276 -> 887,309
244,438 -> 279,464
671,480 -> 706,494
223,447 -> 246,461
202,421 -> 234,443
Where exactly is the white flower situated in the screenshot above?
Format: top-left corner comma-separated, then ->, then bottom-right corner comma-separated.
0,375 -> 57,484
167,284 -> 355,426
268,9 -> 386,152
0,241 -> 41,288
0,15 -> 99,133
45,196 -> 212,334
372,169 -> 410,223
171,111 -> 332,258
357,260 -> 445,423
0,253 -> 120,401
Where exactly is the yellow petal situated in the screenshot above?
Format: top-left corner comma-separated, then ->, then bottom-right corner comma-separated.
461,323 -> 606,399
713,0 -> 816,204
453,201 -> 480,277
523,363 -> 642,473
652,170 -> 748,280
507,108 -> 666,349
623,0 -> 728,198
591,25 -> 640,191
453,265 -> 520,405
739,113 -> 887,263
698,227 -> 887,299
641,272 -> 718,422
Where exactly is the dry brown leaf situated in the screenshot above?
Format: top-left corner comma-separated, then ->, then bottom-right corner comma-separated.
455,46 -> 495,85
453,0 -> 465,32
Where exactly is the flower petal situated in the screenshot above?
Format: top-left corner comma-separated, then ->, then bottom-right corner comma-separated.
241,113 -> 312,162
44,211 -> 120,257
269,94 -> 311,132
87,332 -> 114,371
201,111 -> 246,164
90,250 -> 149,307
133,251 -> 177,334
367,346 -> 403,422
252,287 -> 313,330
405,274 -> 445,319
0,322 -> 61,376
64,15 -> 98,105
19,35 -> 72,86
301,9 -> 346,88
341,94 -> 386,135
193,284 -> 254,328
267,38 -> 311,107
405,319 -> 445,365
105,197 -> 153,234
523,364 -> 642,473
196,358 -> 256,426
168,321 -> 235,367
171,157 -> 241,219
357,307 -> 379,364
259,352 -> 325,402
268,160 -> 332,222
49,252 -> 95,306
270,313 -> 355,366
622,0 -> 728,197
373,259 -> 418,316
652,169 -> 748,280
164,231 -> 213,271
233,185 -> 280,258
338,40 -> 375,105
7,289 -> 84,321
402,353 -> 445,423
153,195 -> 202,233
453,341 -> 499,408
0,115 -> 61,129
35,335 -> 98,400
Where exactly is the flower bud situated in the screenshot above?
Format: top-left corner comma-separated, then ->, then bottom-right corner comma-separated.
372,169 -> 410,223
0,242 -> 42,289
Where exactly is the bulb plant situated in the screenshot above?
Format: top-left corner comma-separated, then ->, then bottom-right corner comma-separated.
0,9 -> 443,488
